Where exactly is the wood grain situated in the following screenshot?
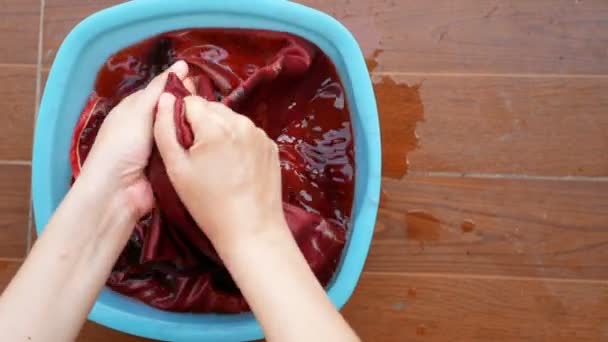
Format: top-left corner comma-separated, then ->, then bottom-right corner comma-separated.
374,74 -> 608,177
42,0 -> 124,67
44,0 -> 608,74
343,272 -> 608,342
369,175 -> 608,279
0,67 -> 36,160
38,69 -> 48,107
0,0 -> 40,64
298,0 -> 608,74
0,260 -> 20,289
78,322 -> 148,342
0,165 -> 30,258
2,260 -> 605,341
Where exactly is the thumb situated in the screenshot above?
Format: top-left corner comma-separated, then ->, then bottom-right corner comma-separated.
154,93 -> 187,166
184,96 -> 232,145
139,61 -> 189,112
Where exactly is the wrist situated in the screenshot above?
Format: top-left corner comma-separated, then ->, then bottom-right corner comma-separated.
36,175 -> 138,282
7,169 -> 140,342
214,218 -> 292,267
195,200 -> 289,254
75,164 -> 141,225
61,173 -> 140,253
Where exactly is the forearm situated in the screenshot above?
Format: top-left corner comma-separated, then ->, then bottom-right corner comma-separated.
0,173 -> 136,341
220,224 -> 359,342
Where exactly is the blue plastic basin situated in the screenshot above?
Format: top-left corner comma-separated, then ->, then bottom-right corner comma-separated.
32,0 -> 381,340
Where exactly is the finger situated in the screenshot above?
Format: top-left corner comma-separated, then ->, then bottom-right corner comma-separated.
267,138 -> 280,169
193,99 -> 252,135
200,101 -> 256,141
230,111 -> 256,137
183,77 -> 197,95
154,93 -> 187,165
184,96 -> 232,144
139,61 -> 189,109
205,100 -> 237,117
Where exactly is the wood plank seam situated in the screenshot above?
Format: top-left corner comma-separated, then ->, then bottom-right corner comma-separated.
0,160 -> 32,166
0,257 -> 26,263
27,0 -> 46,253
407,171 -> 608,182
362,271 -> 608,284
0,64 -> 37,69
35,0 -> 45,117
372,71 -> 608,78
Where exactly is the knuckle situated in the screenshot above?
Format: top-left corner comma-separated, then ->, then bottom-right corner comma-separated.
132,89 -> 146,98
184,95 -> 205,111
207,100 -> 235,116
240,116 -> 255,130
146,76 -> 164,91
167,161 -> 188,179
255,127 -> 268,140
230,116 -> 253,137
206,101 -> 226,113
121,89 -> 143,106
202,118 -> 232,143
153,123 -> 164,140
218,125 -> 233,140
268,139 -> 279,153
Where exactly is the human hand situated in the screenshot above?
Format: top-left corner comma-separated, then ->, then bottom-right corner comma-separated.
78,61 -> 189,220
153,94 -> 285,250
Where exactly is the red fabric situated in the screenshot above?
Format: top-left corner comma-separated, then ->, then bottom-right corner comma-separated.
70,29 -> 354,313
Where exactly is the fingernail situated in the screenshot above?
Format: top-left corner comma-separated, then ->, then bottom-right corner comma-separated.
170,60 -> 188,76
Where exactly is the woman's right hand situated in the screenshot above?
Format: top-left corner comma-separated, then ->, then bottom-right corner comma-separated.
155,93 -> 359,342
154,94 -> 286,251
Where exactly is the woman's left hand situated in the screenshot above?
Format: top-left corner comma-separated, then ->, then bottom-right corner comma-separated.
0,60 -> 190,342
78,60 -> 189,220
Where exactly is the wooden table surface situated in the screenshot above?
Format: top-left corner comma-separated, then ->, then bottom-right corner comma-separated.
0,0 -> 606,340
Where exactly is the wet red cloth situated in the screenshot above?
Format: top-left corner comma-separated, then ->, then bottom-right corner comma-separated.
70,29 -> 354,313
